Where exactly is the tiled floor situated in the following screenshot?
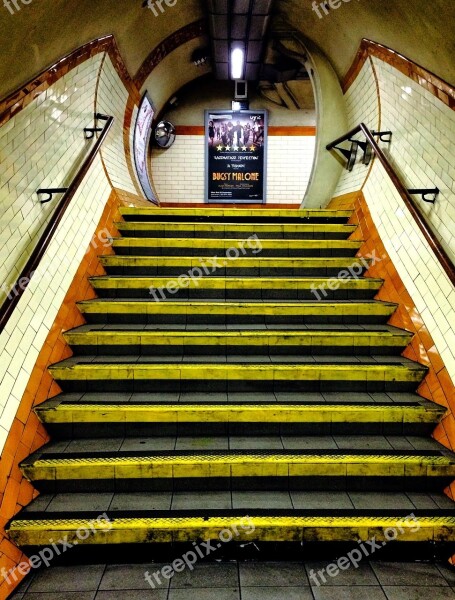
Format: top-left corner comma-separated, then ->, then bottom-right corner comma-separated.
9,561 -> 455,600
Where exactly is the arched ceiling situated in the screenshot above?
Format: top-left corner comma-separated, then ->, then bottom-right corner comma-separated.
0,0 -> 454,101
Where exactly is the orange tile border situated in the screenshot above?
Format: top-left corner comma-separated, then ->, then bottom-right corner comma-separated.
0,36 -> 137,128
175,126 -> 317,136
0,189 -> 124,599
159,202 -> 301,208
133,19 -> 208,89
328,193 -> 455,495
342,39 -> 455,111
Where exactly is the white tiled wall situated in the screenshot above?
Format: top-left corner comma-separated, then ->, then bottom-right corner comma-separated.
151,135 -> 315,203
96,57 -> 140,195
334,59 -> 380,196
373,58 -> 455,264
364,162 -> 455,384
334,56 -> 455,386
0,52 -> 136,454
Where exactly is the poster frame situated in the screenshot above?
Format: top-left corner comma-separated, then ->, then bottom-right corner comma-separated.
204,109 -> 268,204
133,91 -> 159,205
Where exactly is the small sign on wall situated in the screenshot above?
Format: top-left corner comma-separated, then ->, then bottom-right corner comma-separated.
133,92 -> 158,204
205,110 -> 267,203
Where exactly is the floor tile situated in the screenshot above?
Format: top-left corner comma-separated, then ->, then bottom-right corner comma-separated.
348,492 -> 414,510
168,588 -> 239,600
24,594 -> 96,600
99,564 -> 170,590
96,591 -> 167,600
120,437 -> 176,451
383,586 -> 455,599
175,437 -> 229,450
232,491 -> 292,509
242,586 -> 313,600
109,492 -> 172,511
171,491 -> 231,510
437,564 -> 455,585
229,436 -> 283,450
291,491 -> 354,509
239,562 -> 308,587
306,562 -> 379,586
28,565 -> 105,593
371,562 -> 449,586
281,437 -> 337,450
312,586 -> 387,599
169,562 -> 238,588
46,493 -> 113,512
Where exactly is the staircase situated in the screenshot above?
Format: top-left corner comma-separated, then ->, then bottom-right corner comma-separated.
7,206 -> 455,565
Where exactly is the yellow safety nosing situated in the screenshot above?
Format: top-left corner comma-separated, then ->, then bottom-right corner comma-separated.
99,256 -> 371,269
90,277 -> 383,290
63,330 -> 412,348
23,453 -> 455,482
36,403 -> 443,425
119,208 -> 353,219
48,363 -> 426,382
115,222 -> 358,233
77,301 -> 396,316
9,515 -> 455,545
111,238 -> 363,250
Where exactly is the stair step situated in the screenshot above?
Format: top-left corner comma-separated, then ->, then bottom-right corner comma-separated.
49,357 -> 427,393
20,490 -> 455,514
119,207 -> 353,223
64,325 -> 413,355
77,299 -> 396,325
36,399 -> 444,425
115,221 -> 358,239
36,398 -> 444,438
90,276 -> 384,300
9,513 -> 455,552
21,449 -> 455,493
99,255 -> 372,276
111,237 -> 363,257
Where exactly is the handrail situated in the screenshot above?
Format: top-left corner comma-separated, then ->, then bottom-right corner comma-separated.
0,115 -> 114,334
326,122 -> 455,287
326,125 -> 362,151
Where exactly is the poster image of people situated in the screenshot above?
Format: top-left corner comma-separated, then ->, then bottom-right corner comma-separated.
205,110 -> 267,203
133,92 -> 158,204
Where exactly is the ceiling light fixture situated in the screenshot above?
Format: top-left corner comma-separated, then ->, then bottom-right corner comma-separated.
231,47 -> 245,79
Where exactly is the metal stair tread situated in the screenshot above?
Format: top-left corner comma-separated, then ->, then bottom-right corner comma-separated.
17,490 -> 455,516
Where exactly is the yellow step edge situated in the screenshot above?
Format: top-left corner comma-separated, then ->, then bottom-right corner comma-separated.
77,301 -> 396,316
90,277 -> 384,290
116,222 -> 358,233
99,256 -> 372,268
48,363 -> 426,383
119,208 -> 353,218
35,403 -> 444,425
111,238 -> 363,249
22,453 -> 455,481
63,330 -> 412,348
9,515 -> 455,545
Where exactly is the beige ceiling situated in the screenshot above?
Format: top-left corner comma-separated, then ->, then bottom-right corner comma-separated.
0,0 -> 453,101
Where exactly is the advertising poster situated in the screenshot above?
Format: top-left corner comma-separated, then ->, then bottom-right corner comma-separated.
205,110 -> 267,203
133,92 -> 158,204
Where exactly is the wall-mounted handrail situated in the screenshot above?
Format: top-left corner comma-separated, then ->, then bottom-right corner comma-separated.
327,122 -> 455,287
0,114 -> 114,334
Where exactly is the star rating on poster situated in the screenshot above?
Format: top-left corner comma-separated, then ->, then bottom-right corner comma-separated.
216,144 -> 257,152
